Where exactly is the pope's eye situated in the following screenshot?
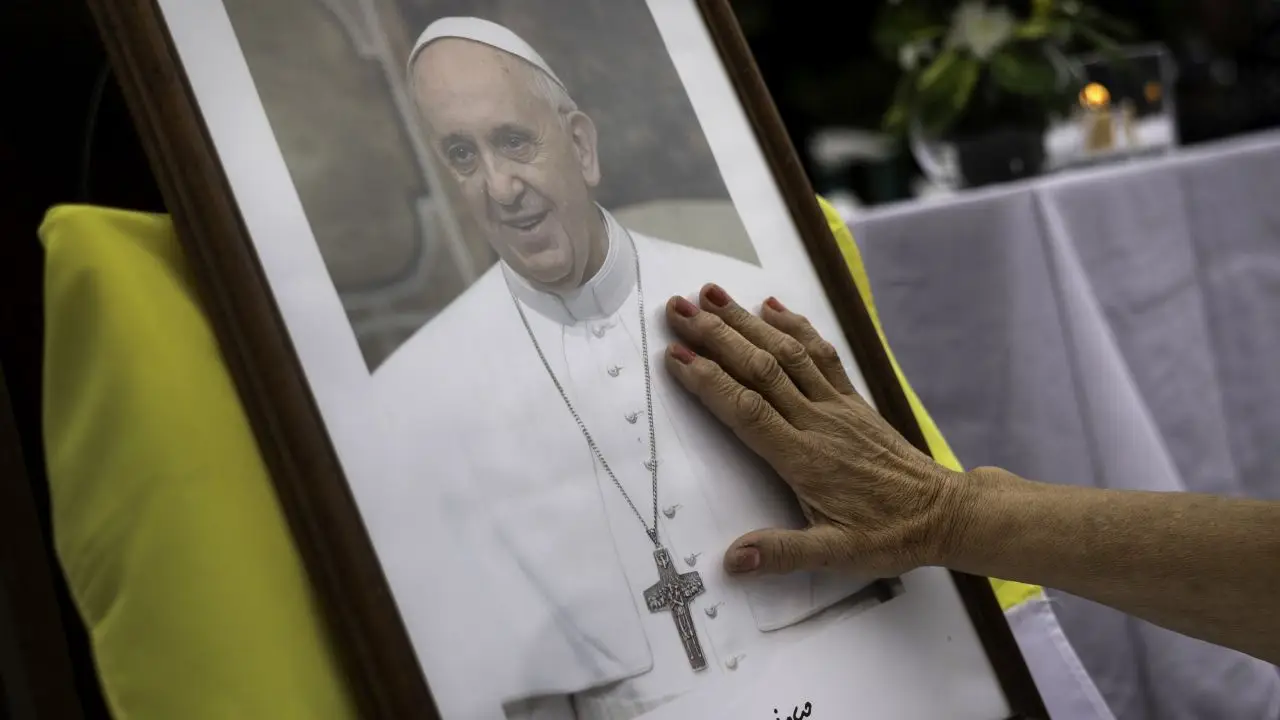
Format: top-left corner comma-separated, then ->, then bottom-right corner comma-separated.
501,134 -> 529,152
447,145 -> 476,165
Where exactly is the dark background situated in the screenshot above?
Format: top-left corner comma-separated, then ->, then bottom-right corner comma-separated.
5,0 -> 1280,717
735,0 -> 1280,197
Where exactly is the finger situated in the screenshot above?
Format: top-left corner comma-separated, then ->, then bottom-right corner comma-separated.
760,297 -> 859,397
697,283 -> 838,402
723,525 -> 849,575
664,343 -> 798,464
665,295 -> 809,420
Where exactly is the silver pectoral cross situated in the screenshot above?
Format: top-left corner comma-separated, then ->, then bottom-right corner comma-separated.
643,547 -> 707,671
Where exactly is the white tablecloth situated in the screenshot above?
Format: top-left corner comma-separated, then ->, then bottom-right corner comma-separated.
850,131 -> 1280,720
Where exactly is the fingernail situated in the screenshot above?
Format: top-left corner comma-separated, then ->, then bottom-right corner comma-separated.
727,547 -> 760,573
765,297 -> 787,312
669,344 -> 696,364
704,284 -> 730,307
673,296 -> 699,317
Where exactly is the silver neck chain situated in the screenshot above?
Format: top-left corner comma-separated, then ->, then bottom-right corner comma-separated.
510,232 -> 661,547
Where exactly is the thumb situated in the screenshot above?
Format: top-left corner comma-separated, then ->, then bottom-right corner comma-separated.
724,525 -> 847,575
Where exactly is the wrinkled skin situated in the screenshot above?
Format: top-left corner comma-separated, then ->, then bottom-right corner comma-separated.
662,283 -> 969,579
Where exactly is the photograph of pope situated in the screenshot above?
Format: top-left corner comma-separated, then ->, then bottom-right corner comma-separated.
372,15 -> 882,720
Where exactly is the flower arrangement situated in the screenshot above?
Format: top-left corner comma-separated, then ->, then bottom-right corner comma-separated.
877,0 -> 1131,138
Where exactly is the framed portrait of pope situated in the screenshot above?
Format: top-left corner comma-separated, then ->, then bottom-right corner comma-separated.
88,0 -> 1046,718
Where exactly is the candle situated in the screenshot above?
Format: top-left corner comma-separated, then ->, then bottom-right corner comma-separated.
1079,82 -> 1115,153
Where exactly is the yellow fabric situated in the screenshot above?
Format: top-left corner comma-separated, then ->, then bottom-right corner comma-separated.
990,578 -> 1045,611
816,197 -> 1042,612
40,205 -> 358,719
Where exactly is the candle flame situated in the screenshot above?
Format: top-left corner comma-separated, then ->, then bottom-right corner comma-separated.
1080,82 -> 1111,110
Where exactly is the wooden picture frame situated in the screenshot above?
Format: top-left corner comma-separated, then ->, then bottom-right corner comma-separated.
86,1 -> 1047,718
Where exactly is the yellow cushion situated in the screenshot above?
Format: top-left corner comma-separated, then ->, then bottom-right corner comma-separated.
40,205 -> 358,719
816,197 -> 1042,611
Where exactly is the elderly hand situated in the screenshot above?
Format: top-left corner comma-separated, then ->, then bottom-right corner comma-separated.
663,283 -> 971,579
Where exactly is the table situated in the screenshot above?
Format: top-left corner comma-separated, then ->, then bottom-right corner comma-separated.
849,130 -> 1280,720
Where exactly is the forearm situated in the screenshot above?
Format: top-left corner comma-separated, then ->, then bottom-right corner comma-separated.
940,467 -> 1280,664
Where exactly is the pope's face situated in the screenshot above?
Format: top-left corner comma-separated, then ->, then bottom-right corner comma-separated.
413,39 -> 602,289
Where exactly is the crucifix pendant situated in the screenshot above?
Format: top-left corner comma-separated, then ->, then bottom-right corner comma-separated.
642,547 -> 708,671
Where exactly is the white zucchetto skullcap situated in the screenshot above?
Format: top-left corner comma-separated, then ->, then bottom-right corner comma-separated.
407,16 -> 566,91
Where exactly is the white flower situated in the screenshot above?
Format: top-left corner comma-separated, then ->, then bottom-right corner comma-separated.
946,1 -> 1016,60
898,37 -> 939,71
899,42 -> 923,70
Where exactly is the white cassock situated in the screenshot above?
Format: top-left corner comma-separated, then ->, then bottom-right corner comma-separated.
373,209 -> 876,720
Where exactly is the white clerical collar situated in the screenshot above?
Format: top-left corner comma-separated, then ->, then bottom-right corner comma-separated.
502,207 -> 637,326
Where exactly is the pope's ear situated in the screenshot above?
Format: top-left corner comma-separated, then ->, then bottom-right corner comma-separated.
567,111 -> 601,187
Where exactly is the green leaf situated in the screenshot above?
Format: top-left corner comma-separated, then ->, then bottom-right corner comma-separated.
1031,0 -> 1057,18
1015,18 -> 1071,41
882,103 -> 910,134
910,26 -> 948,43
917,49 -> 960,94
872,4 -> 945,61
989,49 -> 1059,98
1075,6 -> 1136,39
882,67 -> 922,134
1074,21 -> 1124,60
1015,18 -> 1053,40
951,58 -> 982,108
915,53 -> 981,136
